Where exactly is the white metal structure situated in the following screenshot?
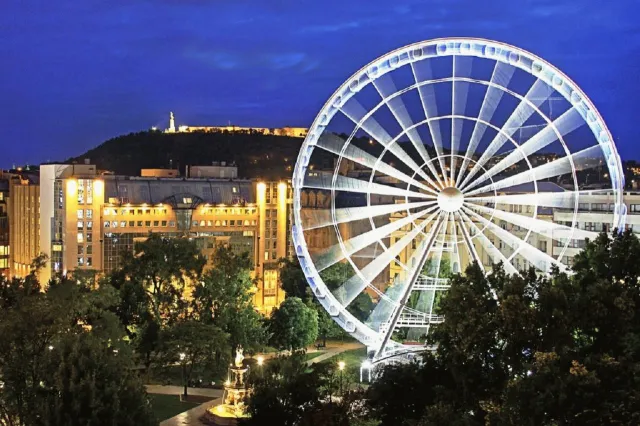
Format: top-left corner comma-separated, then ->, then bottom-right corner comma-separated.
292,38 -> 625,364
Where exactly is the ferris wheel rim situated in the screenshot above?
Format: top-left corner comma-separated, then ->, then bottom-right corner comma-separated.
291,37 -> 625,357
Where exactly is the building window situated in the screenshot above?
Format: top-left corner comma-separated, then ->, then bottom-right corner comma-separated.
86,233 -> 92,242
169,221 -> 175,227
129,221 -> 135,227
86,221 -> 93,229
264,251 -> 269,261
112,221 -> 118,228
78,246 -> 84,255
77,221 -> 83,230
78,257 -> 84,266
86,209 -> 93,219
120,221 -> 126,228
145,221 -> 151,227
162,220 -> 167,227
153,221 -> 159,227
77,233 -> 84,243
77,210 -> 83,219
631,204 -> 640,213
87,245 -> 92,255
137,221 -> 143,227
86,257 -> 92,267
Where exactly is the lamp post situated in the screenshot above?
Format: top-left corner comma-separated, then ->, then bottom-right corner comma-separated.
179,352 -> 187,399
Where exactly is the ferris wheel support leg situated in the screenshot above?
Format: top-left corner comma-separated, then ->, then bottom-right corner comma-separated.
374,215 -> 445,360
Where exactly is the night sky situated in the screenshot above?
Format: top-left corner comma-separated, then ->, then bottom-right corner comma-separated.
1,0 -> 638,167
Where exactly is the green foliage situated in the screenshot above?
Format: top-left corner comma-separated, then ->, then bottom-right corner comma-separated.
269,297 -> 318,351
279,258 -> 350,343
366,231 -> 640,425
117,233 -> 206,324
160,320 -> 228,395
244,352 -> 362,426
191,245 -> 268,357
0,276 -> 155,426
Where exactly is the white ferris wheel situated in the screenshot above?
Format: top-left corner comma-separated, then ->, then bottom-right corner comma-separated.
291,38 -> 625,365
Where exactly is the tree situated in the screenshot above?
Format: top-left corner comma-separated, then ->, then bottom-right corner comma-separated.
269,297 -> 318,351
118,233 -> 206,325
162,320 -> 228,397
0,275 -> 155,426
366,231 -> 640,425
279,258 -> 350,345
244,353 -> 363,426
107,234 -> 206,372
191,245 -> 268,358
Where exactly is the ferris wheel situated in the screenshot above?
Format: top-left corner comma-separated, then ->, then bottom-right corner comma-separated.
291,38 -> 625,364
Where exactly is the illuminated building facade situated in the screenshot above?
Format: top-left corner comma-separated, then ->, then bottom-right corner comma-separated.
35,163 -> 290,313
164,112 -> 308,138
0,178 -> 9,275
7,173 -> 40,279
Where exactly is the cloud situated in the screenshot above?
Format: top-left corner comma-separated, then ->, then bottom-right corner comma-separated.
183,48 -> 317,72
299,20 -> 362,34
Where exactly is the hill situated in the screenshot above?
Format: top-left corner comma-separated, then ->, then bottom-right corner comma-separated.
70,130 -> 305,180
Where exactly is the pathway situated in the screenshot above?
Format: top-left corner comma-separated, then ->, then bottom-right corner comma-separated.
146,385 -> 222,426
305,341 -> 363,365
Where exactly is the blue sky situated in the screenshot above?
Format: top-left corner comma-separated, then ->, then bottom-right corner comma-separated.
0,0 -> 638,166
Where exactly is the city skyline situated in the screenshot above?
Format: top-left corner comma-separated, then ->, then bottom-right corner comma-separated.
1,0 -> 638,168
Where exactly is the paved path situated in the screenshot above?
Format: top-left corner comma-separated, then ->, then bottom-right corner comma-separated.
305,341 -> 363,366
146,385 -> 222,426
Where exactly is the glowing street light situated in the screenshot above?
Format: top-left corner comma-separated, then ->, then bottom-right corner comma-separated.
338,361 -> 345,371
257,356 -> 264,366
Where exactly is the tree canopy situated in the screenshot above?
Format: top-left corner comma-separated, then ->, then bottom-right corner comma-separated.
269,297 -> 318,351
367,230 -> 640,425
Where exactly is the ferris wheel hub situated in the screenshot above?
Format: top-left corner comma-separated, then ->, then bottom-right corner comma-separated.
437,187 -> 464,212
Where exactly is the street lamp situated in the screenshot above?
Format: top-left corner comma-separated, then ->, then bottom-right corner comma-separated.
338,361 -> 346,396
257,356 -> 264,366
179,352 -> 187,399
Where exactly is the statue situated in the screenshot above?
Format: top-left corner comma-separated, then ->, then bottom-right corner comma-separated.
234,346 -> 244,368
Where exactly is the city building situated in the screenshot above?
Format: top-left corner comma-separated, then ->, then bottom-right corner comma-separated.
164,112 -> 308,138
32,163 -> 290,313
0,176 -> 9,276
7,171 -> 40,279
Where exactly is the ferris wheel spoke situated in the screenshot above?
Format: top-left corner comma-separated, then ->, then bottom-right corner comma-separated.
410,61 -> 448,183
304,172 -> 435,200
460,79 -> 554,191
314,206 -> 438,272
338,101 -> 437,186
449,214 -> 462,273
450,55 -> 472,183
375,214 -> 445,357
333,210 -> 437,307
464,202 -> 598,240
464,108 -> 583,192
462,206 -> 567,273
301,200 -> 434,230
372,74 -> 444,190
465,145 -> 603,197
456,212 -> 483,271
465,189 -> 612,209
366,214 -> 445,329
458,210 -> 518,275
316,133 -> 438,195
456,62 -> 515,186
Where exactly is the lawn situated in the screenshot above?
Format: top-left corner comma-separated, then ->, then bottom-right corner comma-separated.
327,347 -> 368,370
304,351 -> 324,362
148,393 -> 200,422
